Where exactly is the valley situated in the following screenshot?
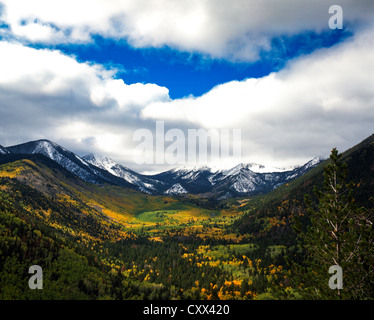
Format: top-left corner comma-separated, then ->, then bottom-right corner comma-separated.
0,134 -> 373,300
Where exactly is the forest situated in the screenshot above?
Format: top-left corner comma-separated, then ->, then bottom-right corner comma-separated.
1,136 -> 374,300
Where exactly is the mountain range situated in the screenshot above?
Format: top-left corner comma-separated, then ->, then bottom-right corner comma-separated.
0,139 -> 324,199
0,134 -> 373,300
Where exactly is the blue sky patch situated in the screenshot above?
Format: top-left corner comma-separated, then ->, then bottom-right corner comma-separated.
51,28 -> 351,99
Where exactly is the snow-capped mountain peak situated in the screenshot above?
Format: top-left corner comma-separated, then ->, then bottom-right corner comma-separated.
304,156 -> 326,169
220,162 -> 292,176
82,153 -> 160,192
5,139 -> 104,183
169,164 -> 213,173
164,183 -> 188,195
245,163 -> 292,173
82,154 -> 119,175
1,139 -> 325,198
222,163 -> 253,176
83,153 -> 136,181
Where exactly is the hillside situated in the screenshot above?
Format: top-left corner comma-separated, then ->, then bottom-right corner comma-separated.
0,134 -> 373,300
0,151 -> 296,300
233,134 -> 374,248
0,153 -> 236,234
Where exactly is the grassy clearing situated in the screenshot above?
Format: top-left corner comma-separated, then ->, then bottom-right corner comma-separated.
267,245 -> 287,257
136,210 -> 179,223
198,243 -> 258,260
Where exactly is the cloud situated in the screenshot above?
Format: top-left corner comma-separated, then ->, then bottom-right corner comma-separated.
1,0 -> 373,61
0,1 -> 373,172
0,41 -> 169,106
1,25 -> 373,171
0,41 -> 170,167
140,27 -> 374,167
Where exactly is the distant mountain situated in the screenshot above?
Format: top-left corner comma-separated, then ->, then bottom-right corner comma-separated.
0,145 -> 9,154
82,154 -> 163,194
164,183 -> 188,195
215,157 -> 326,198
151,166 -> 215,195
150,158 -> 325,199
232,162 -> 291,173
234,133 -> 374,237
2,139 -> 324,198
7,140 -> 98,182
6,139 -> 134,189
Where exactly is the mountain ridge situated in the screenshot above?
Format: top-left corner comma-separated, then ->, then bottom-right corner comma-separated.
0,145 -> 9,154
2,139 -> 324,198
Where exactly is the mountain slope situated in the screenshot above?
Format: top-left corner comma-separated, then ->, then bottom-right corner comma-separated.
233,134 -> 374,242
7,140 -> 105,183
82,154 -> 162,193
6,140 -> 135,189
0,157 -> 242,300
152,158 -> 325,199
0,153 -> 220,225
151,166 -> 215,195
3,139 -> 324,198
1,134 -> 372,300
0,182 -> 125,299
0,145 -> 9,154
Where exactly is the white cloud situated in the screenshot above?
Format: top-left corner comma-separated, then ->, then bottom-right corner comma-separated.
0,41 -> 170,165
0,26 -> 373,170
0,41 -> 169,107
1,0 -> 373,61
0,41 -> 101,95
0,1 -> 374,172
140,27 -> 374,167
91,80 -> 170,110
11,21 -> 65,43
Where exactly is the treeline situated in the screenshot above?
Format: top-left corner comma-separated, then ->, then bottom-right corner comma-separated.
0,176 -> 122,241
1,138 -> 373,300
232,146 -> 374,299
0,192 -> 119,299
0,175 -> 288,300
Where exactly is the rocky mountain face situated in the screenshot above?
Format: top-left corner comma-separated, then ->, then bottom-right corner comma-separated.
0,145 -> 9,154
2,139 -> 324,198
150,158 -> 325,199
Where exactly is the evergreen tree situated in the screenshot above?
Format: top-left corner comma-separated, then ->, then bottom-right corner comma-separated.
302,148 -> 374,299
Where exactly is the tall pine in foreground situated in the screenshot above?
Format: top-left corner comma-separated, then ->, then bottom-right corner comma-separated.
300,148 -> 374,299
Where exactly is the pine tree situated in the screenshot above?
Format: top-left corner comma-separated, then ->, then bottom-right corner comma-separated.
302,148 -> 374,299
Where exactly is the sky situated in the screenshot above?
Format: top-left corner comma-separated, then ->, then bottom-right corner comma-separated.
0,0 -> 373,174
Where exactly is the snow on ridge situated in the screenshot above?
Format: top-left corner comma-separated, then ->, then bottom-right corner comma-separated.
232,181 -> 256,193
222,163 -> 258,176
34,140 -> 56,159
246,163 -> 291,173
23,140 -> 99,183
83,154 -> 118,174
74,154 -> 90,167
0,145 -> 9,154
83,153 -> 157,191
164,183 -> 188,195
304,156 -> 325,169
